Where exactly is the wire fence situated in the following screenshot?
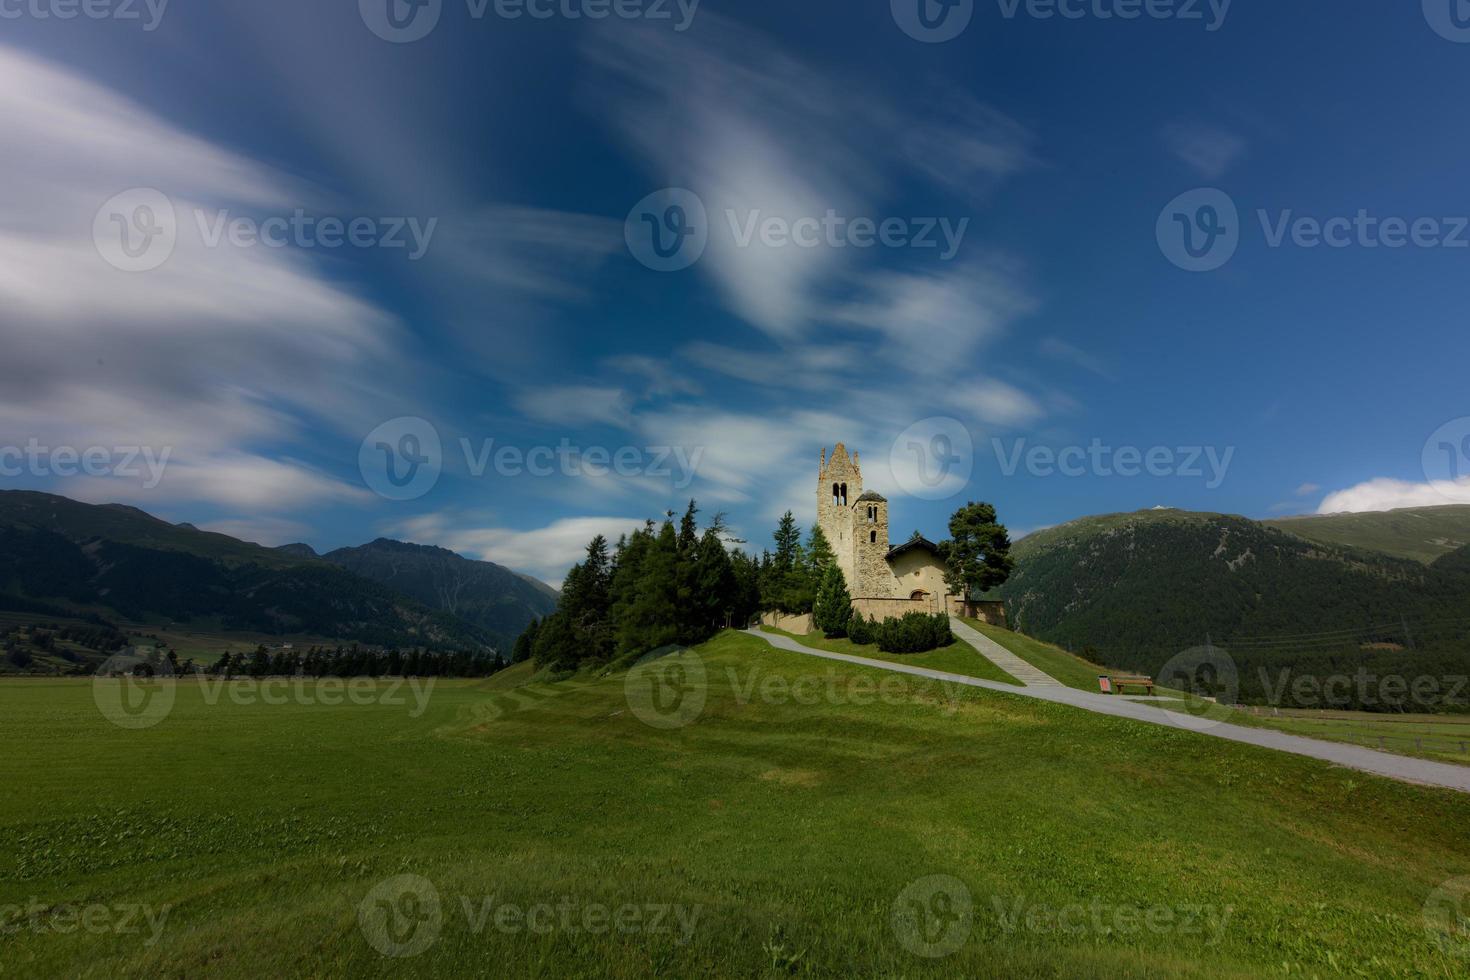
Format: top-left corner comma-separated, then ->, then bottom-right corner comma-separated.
1239,706 -> 1470,756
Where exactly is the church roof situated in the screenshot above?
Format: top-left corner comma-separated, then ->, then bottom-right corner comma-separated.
855,490 -> 886,502
885,535 -> 941,561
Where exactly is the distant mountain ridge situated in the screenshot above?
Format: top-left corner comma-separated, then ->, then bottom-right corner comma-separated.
0,491 -> 548,651
1264,505 -> 1470,564
322,538 -> 558,650
993,507 -> 1470,679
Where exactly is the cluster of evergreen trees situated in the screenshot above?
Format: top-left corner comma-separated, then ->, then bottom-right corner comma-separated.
207,646 -> 504,678
97,645 -> 505,678
516,503 -> 764,672
517,505 -> 863,671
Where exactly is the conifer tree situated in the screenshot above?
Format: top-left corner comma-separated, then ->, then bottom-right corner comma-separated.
813,563 -> 853,638
806,525 -> 835,574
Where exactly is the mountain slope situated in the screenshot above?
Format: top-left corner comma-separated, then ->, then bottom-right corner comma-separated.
1265,505 -> 1470,564
994,509 -> 1470,682
0,491 -> 490,650
323,539 -> 558,649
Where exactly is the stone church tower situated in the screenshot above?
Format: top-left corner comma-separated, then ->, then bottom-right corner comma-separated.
809,440 -> 997,622
817,443 -> 894,598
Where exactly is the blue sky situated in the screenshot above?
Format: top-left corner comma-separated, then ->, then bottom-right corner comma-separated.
3,1 -> 1470,584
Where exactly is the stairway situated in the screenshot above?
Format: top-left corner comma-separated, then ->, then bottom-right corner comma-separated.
949,617 -> 1063,688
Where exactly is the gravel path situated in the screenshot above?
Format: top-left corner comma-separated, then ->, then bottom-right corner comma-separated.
744,629 -> 1470,795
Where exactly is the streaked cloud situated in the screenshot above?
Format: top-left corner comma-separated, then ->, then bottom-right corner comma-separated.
386,512 -> 650,587
1162,122 -> 1247,180
1317,478 -> 1470,514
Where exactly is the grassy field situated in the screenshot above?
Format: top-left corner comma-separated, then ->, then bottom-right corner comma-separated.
3,630 -> 1470,976
961,619 -> 1113,692
760,626 -> 1022,686
1151,703 -> 1470,768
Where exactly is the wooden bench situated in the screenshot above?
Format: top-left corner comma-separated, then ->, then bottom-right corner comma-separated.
1098,674 -> 1155,696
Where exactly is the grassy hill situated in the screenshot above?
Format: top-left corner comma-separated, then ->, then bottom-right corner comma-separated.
1266,505 -> 1470,564
2,630 -> 1467,976
0,491 -> 493,657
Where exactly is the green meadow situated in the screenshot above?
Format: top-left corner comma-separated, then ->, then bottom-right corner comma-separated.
3,631 -> 1470,977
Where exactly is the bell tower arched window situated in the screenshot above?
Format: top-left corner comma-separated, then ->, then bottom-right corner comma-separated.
839,483 -> 848,507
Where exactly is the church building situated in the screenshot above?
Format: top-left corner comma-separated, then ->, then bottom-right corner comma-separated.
816,443 -> 953,618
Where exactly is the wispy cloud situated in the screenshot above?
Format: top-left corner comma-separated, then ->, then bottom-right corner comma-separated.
1039,337 -> 1115,381
827,257 -> 1038,375
512,385 -> 635,429
386,512 -> 650,587
1317,478 -> 1470,514
945,379 -> 1044,428
1162,122 -> 1247,180
0,44 -> 412,513
585,16 -> 1035,341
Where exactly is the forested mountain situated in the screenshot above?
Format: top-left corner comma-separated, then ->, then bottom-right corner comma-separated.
993,508 -> 1470,707
323,539 -> 559,650
0,491 -> 491,650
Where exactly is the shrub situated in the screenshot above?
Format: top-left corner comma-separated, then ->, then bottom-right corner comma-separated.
874,613 -> 954,654
847,611 -> 874,646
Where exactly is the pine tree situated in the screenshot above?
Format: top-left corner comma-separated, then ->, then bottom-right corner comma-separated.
617,520 -> 681,656
813,563 -> 853,638
692,526 -> 736,637
677,500 -> 700,556
939,501 -> 1014,597
806,524 -> 836,575
511,618 -> 539,663
773,511 -> 801,573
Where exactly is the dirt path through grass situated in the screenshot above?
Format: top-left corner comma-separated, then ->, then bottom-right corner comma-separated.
745,629 -> 1470,795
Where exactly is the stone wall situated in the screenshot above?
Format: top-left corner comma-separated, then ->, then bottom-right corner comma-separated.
850,597 -> 942,621
948,598 -> 1008,627
760,611 -> 814,635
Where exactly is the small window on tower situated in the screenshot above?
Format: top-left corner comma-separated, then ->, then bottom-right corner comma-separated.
870,530 -> 876,543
